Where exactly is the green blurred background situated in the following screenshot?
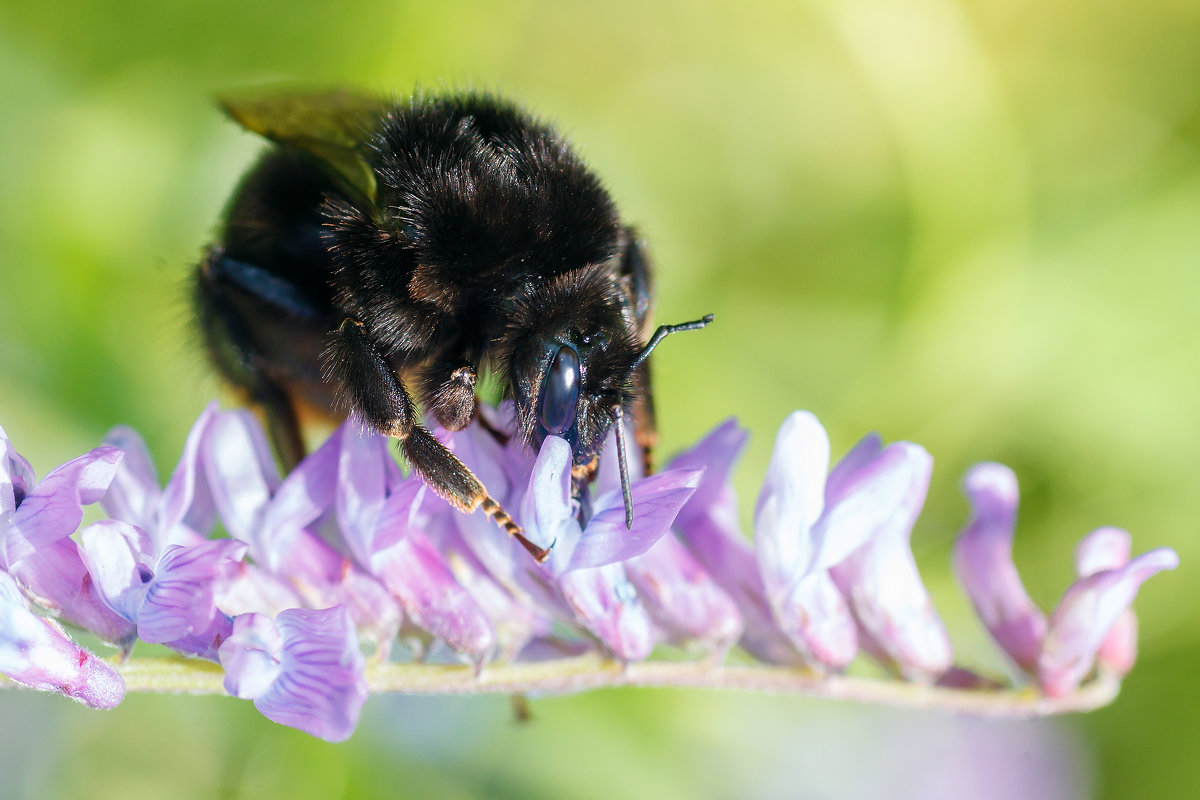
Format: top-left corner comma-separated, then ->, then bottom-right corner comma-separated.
0,0 -> 1195,797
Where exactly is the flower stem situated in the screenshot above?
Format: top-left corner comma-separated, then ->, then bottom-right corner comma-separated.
2,655 -> 1120,718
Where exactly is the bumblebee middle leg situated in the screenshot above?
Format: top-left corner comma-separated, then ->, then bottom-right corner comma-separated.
327,320 -> 550,561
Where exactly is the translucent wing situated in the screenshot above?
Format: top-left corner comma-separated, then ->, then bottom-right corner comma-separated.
220,89 -> 390,207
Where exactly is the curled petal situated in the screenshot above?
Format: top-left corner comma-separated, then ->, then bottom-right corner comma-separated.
830,444 -> 951,680
101,425 -> 160,529
139,540 -> 245,658
518,436 -> 579,572
560,564 -> 654,662
221,607 -> 367,742
569,469 -> 702,572
78,519 -> 153,622
1075,527 -> 1136,677
666,418 -> 748,523
334,425 -> 388,566
156,403 -> 218,547
754,411 -> 830,599
953,463 -> 1046,674
1038,547 -> 1178,697
2,445 -> 123,566
0,572 -> 124,709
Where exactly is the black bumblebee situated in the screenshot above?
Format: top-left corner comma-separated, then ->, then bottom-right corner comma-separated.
195,90 -> 711,561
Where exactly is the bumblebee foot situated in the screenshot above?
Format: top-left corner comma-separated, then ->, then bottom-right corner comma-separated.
481,495 -> 551,562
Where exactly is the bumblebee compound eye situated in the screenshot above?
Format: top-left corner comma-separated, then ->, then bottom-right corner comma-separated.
539,345 -> 581,435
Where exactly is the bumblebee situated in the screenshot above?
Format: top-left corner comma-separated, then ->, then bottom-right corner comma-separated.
195,90 -> 711,561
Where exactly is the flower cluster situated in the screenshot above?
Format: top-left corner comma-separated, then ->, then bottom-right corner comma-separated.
0,407 -> 1178,740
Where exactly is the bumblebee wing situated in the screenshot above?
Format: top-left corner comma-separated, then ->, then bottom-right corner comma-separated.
220,89 -> 389,208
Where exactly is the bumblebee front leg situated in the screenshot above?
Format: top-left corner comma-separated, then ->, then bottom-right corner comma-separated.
327,320 -> 550,562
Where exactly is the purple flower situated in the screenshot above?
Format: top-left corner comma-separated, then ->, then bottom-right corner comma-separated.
753,412 -> 949,675
955,463 -> 1178,696
203,412 -> 401,650
219,606 -> 367,742
0,571 -> 124,708
78,519 -> 244,660
0,424 -> 136,644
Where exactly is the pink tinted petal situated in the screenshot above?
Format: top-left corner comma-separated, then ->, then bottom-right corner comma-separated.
0,573 -> 125,709
371,530 -> 496,665
953,463 -> 1046,674
1074,527 -> 1137,676
770,570 -> 857,670
217,561 -> 305,618
220,612 -> 283,699
157,403 -> 219,547
560,563 -> 654,662
754,411 -> 830,601
3,445 -> 123,565
674,486 -> 803,665
101,425 -> 160,529
667,418 -> 748,522
829,444 -> 950,679
569,469 -> 702,571
139,540 -> 246,650
808,441 -> 926,573
77,520 -> 153,622
624,532 -> 743,655
204,411 -> 279,542
7,539 -> 137,645
1038,547 -> 1178,696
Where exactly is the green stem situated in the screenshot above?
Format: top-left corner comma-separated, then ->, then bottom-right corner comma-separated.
6,655 -> 1121,719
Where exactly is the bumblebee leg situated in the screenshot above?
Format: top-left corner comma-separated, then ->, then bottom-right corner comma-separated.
617,231 -> 658,475
327,320 -> 550,562
420,361 -> 478,432
632,361 -> 658,475
196,248 -> 318,470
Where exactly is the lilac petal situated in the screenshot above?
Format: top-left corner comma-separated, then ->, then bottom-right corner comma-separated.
829,444 -> 951,679
220,612 -> 283,699
77,520 -> 153,622
334,425 -> 388,566
560,563 -> 654,662
217,561 -> 306,619
674,485 -> 803,665
0,573 -> 125,709
101,425 -> 161,529
667,418 -> 749,522
518,436 -> 579,571
569,468 -> 703,571
1038,547 -> 1178,697
223,607 -> 367,742
204,411 -> 279,542
371,530 -> 496,664
754,411 -> 830,602
953,463 -> 1046,674
808,439 -> 925,574
7,539 -> 137,645
2,445 -> 123,566
1074,528 -> 1137,676
770,570 -> 858,670
257,427 -> 342,569
157,403 -> 219,547
139,540 -> 245,654
624,532 -> 743,655
0,428 -> 37,515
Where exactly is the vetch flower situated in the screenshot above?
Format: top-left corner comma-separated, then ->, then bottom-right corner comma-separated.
955,463 -> 1178,696
0,571 -> 124,708
219,606 -> 367,742
753,412 -> 949,675
0,424 -> 135,645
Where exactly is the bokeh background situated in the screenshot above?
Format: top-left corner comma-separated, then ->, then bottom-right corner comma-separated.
0,1 -> 1195,797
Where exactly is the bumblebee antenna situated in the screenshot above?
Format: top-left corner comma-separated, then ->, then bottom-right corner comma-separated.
613,405 -> 634,529
631,314 -> 714,370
